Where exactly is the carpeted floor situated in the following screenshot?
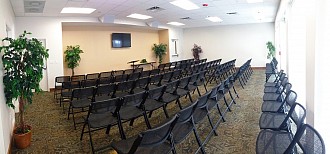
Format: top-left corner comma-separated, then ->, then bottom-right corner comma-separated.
12,69 -> 264,154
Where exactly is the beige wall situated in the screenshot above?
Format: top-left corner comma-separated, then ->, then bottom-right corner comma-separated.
62,26 -> 160,75
158,29 -> 169,64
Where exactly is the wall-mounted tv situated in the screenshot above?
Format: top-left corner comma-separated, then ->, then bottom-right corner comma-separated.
112,33 -> 131,48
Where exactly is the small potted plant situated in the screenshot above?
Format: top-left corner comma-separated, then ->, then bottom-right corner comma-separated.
152,43 -> 167,64
266,41 -> 275,59
0,31 -> 49,149
64,45 -> 83,75
192,44 -> 203,61
140,58 -> 147,63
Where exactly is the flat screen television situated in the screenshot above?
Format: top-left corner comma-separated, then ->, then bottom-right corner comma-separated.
112,33 -> 131,48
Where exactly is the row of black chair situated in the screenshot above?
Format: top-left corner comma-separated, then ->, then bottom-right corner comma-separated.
256,70 -> 325,154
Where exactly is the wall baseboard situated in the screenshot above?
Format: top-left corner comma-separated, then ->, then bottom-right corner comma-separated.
49,88 -> 55,92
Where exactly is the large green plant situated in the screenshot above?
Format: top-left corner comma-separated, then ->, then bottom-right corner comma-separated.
64,45 -> 83,75
152,43 -> 167,64
0,31 -> 49,133
266,41 -> 276,59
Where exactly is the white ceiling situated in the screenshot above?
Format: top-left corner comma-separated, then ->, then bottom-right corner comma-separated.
10,0 -> 281,28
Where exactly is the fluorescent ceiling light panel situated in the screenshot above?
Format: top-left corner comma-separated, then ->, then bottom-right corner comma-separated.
167,22 -> 185,26
170,0 -> 200,10
61,7 -> 96,14
247,0 -> 263,3
127,13 -> 152,20
206,16 -> 223,22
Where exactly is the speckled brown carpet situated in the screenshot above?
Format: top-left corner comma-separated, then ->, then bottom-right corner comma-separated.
12,69 -> 264,154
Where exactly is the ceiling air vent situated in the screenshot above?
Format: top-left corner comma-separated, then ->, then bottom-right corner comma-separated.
226,12 -> 238,15
24,0 -> 45,13
180,17 -> 191,20
146,6 -> 165,12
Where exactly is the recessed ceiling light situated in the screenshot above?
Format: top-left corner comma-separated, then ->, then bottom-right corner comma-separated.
170,0 -> 200,10
206,16 -> 223,22
61,7 -> 96,14
127,13 -> 152,20
167,22 -> 185,26
247,0 -> 263,3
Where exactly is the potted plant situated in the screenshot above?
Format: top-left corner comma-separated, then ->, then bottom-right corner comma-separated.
266,41 -> 275,59
64,45 -> 83,75
140,58 -> 147,63
152,43 -> 167,64
191,44 -> 203,61
0,31 -> 49,149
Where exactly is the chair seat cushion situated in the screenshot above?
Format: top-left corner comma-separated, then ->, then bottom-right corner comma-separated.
172,122 -> 194,143
264,87 -> 278,93
88,112 -> 118,128
72,99 -> 92,108
259,113 -> 287,130
256,130 -> 292,154
144,99 -> 164,111
119,106 -> 144,120
193,108 -> 207,123
176,88 -> 189,96
94,95 -> 113,102
264,82 -> 277,87
161,93 -> 179,103
263,93 -> 281,101
261,101 -> 284,113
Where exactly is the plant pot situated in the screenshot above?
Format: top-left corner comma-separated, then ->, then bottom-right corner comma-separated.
13,125 -> 32,149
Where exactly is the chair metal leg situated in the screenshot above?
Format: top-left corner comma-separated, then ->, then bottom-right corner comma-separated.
207,114 -> 218,136
87,124 -> 95,154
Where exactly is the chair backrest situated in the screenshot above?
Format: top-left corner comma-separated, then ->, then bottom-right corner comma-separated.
178,76 -> 190,89
285,124 -> 325,154
161,71 -> 173,82
189,73 -> 198,84
72,87 -> 94,100
149,74 -> 163,86
134,77 -> 150,90
88,97 -> 121,116
62,81 -> 81,90
285,90 -> 297,107
122,91 -> 146,107
114,74 -> 128,83
164,80 -> 179,93
112,70 -> 125,76
71,75 -> 86,81
124,69 -> 134,75
98,76 -> 114,85
81,79 -> 98,88
141,70 -> 151,78
130,114 -> 178,152
127,72 -> 140,81
86,73 -> 99,80
115,80 -> 134,93
177,100 -> 198,124
55,76 -> 71,83
150,69 -> 160,76
147,86 -> 165,100
289,103 -> 306,131
196,91 -> 211,108
95,84 -> 116,96
171,69 -> 182,80
99,71 -> 112,78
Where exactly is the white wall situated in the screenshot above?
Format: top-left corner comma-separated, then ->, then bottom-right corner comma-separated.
0,0 -> 16,153
182,23 -> 275,66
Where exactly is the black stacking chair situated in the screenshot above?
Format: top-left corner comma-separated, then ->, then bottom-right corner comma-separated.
193,91 -> 218,138
175,76 -> 193,105
132,77 -> 150,93
256,124 -> 325,154
195,70 -> 208,94
148,74 -> 162,90
172,100 -> 206,154
187,73 -> 200,96
160,80 -> 180,117
143,86 -> 167,119
71,74 -> 86,81
263,82 -> 291,102
259,103 -> 306,131
54,76 -> 70,100
118,92 -> 152,139
68,87 -> 94,129
80,97 -> 122,154
81,79 -> 99,88
94,84 -> 116,102
99,71 -> 112,78
111,115 -> 179,154
160,71 -> 173,85
114,80 -> 135,98
171,69 -> 182,80
86,73 -> 99,79
261,90 -> 297,113
158,63 -> 166,72
59,80 -> 80,110
207,84 -> 226,122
